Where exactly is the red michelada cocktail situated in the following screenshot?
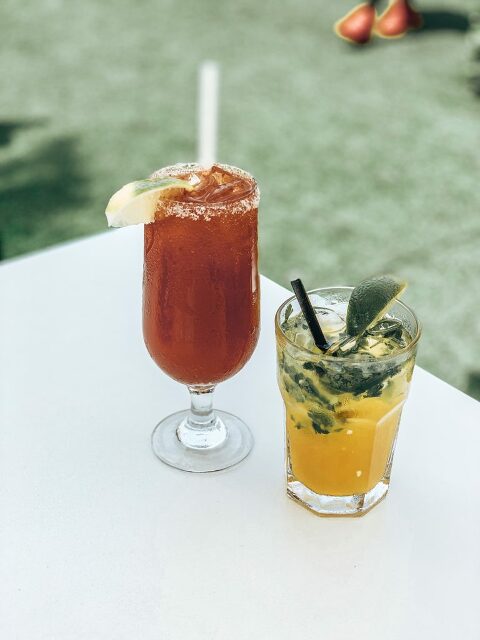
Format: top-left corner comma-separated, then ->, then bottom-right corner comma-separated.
106,162 -> 260,472
143,164 -> 259,387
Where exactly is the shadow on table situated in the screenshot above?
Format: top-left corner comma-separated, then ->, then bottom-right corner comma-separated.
466,372 -> 480,401
0,136 -> 90,260
414,10 -> 471,33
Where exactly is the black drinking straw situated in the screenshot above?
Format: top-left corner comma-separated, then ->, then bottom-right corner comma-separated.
290,279 -> 330,352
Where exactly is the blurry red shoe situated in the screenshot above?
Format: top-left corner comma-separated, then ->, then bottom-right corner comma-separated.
375,0 -> 422,39
334,3 -> 377,45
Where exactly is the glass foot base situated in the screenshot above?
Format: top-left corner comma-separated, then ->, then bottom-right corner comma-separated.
151,410 -> 253,473
287,476 -> 389,517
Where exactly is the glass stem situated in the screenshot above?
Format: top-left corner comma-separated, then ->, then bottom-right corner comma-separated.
176,385 -> 227,450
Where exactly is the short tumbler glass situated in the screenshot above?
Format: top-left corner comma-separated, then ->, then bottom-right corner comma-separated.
275,287 -> 420,516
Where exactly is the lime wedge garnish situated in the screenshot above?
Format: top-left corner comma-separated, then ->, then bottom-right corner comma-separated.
105,177 -> 193,228
346,275 -> 407,337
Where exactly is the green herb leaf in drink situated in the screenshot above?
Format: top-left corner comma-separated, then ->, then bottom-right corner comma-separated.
308,409 -> 334,434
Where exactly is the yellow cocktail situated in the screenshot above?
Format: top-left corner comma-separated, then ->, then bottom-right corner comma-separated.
275,283 -> 420,516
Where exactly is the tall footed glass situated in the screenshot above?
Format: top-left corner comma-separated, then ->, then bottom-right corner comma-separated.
143,163 -> 260,472
275,287 -> 420,516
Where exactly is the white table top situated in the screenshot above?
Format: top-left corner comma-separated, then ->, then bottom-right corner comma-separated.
1,226 -> 479,640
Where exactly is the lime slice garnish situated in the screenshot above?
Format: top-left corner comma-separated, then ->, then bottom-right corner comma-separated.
346,275 -> 407,337
105,177 -> 193,228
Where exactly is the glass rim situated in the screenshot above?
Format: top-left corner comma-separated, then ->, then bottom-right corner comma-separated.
275,285 -> 422,363
149,162 -> 260,211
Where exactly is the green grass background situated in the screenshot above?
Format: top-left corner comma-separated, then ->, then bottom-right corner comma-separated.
1,0 -> 479,397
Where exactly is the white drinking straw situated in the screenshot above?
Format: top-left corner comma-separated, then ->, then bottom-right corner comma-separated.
197,61 -> 219,168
